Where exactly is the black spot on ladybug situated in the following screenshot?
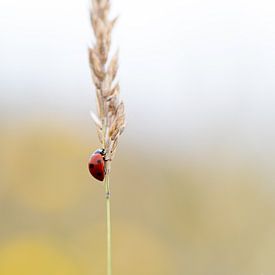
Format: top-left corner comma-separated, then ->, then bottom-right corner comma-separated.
89,163 -> 94,169
97,159 -> 102,164
97,172 -> 102,177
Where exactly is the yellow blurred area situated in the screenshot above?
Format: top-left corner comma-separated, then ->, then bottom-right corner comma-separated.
0,124 -> 88,211
0,239 -> 79,275
0,121 -> 275,274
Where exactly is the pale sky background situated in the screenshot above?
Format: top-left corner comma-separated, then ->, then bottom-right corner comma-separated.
0,0 -> 275,156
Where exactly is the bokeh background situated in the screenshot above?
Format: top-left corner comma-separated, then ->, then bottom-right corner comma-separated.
1,0 -> 275,274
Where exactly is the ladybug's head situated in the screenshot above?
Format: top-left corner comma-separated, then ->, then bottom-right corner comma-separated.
94,148 -> 106,156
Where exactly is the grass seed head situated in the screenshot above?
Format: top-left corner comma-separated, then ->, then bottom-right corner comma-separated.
89,0 -> 125,170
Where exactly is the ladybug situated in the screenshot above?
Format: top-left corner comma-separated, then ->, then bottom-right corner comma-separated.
88,149 -> 106,181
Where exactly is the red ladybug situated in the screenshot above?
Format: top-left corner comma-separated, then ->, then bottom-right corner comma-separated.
88,149 -> 106,181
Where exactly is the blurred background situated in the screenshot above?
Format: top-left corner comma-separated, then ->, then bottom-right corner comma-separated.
1,0 -> 275,274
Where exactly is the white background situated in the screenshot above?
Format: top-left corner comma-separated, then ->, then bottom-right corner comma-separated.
0,0 -> 275,154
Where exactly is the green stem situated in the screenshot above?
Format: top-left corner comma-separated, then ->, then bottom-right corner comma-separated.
105,172 -> 112,275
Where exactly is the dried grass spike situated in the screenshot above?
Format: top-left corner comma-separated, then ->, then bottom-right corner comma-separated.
89,0 -> 125,163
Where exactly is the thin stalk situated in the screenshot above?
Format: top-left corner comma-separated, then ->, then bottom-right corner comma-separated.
102,105 -> 111,275
104,172 -> 112,275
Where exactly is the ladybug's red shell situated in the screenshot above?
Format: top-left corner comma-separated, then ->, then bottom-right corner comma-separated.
88,150 -> 105,181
